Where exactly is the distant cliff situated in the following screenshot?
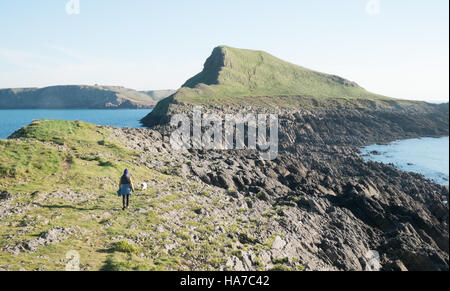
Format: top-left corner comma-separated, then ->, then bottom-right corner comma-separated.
140,89 -> 177,103
0,85 -> 175,109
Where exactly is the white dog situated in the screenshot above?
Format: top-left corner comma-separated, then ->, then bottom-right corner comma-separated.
140,182 -> 148,191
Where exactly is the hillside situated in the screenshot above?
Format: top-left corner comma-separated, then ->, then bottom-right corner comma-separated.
140,90 -> 177,103
0,120 -> 310,271
141,46 -> 431,127
0,85 -> 174,109
180,46 -> 386,102
0,119 -> 448,271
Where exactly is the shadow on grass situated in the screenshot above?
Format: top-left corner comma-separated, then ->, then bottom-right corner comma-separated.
32,202 -> 103,211
99,254 -> 125,271
97,248 -> 114,254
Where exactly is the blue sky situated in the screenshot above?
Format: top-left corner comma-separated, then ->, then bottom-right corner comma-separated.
0,0 -> 448,101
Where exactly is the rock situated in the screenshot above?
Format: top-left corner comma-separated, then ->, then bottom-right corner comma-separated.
23,227 -> 75,252
383,260 -> 408,271
0,191 -> 11,200
193,208 -> 204,215
271,236 -> 286,250
214,173 -> 235,189
226,256 -> 246,271
227,189 -> 239,199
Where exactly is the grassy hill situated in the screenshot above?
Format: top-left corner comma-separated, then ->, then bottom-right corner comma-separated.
0,120 -> 211,270
177,46 -> 389,104
0,86 -> 174,109
0,120 -> 155,270
142,46 -> 423,126
140,90 -> 177,103
0,120 -> 297,271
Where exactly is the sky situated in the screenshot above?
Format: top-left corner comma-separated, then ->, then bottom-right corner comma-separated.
0,0 -> 448,102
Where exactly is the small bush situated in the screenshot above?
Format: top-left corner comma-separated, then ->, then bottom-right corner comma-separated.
272,257 -> 289,264
238,233 -> 257,244
270,264 -> 292,271
176,230 -> 191,240
198,190 -> 210,197
114,240 -> 139,254
231,250 -> 243,259
254,257 -> 265,268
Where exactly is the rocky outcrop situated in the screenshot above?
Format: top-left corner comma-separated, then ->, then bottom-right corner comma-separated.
114,103 -> 450,271
137,99 -> 449,271
185,147 -> 448,271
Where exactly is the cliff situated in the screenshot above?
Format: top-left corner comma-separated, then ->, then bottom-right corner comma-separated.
0,85 -> 174,109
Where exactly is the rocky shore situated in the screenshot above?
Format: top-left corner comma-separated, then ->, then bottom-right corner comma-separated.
137,100 -> 449,271
0,101 -> 448,270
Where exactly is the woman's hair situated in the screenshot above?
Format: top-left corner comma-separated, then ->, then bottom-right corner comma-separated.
124,169 -> 129,175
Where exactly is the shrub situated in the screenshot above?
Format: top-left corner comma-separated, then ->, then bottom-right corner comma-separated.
270,264 -> 292,271
114,240 -> 139,254
272,257 -> 289,264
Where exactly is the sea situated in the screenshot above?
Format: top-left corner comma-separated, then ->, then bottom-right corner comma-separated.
361,137 -> 449,186
0,109 -> 151,139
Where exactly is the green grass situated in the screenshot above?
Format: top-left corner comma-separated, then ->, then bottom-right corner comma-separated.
10,119 -> 110,146
270,264 -> 292,271
0,118 -> 165,270
178,46 -> 391,104
114,240 -> 140,254
1,119 -> 150,194
0,140 -> 62,182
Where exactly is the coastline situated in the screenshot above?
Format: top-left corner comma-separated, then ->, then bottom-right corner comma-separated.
360,136 -> 449,186
139,100 -> 449,270
0,111 -> 448,270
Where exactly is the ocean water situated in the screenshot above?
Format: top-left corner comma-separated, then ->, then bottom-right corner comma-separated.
0,109 -> 152,139
361,137 -> 449,185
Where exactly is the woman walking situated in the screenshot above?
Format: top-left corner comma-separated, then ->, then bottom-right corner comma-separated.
118,169 -> 135,210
